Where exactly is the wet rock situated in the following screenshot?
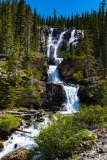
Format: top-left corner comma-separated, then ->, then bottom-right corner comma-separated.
52,28 -> 62,38
63,28 -> 72,41
36,118 -> 45,122
57,39 -> 68,56
14,143 -> 18,149
0,141 -> 4,151
51,106 -> 61,111
0,129 -> 11,140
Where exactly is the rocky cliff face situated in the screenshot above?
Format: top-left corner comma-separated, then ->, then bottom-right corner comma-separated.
20,79 -> 47,108
58,58 -> 85,81
58,58 -> 105,83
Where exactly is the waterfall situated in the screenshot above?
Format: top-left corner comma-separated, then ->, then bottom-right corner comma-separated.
47,28 -> 80,112
0,27 -> 80,159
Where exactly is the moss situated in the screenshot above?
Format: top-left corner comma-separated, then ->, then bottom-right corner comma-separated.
0,114 -> 21,132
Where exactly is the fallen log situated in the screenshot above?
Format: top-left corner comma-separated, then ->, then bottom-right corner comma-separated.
15,128 -> 31,134
6,111 -> 23,115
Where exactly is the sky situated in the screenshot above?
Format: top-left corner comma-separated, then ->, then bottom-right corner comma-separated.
26,0 -> 104,17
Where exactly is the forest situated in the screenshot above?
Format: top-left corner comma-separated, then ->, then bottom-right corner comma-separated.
0,0 -> 107,160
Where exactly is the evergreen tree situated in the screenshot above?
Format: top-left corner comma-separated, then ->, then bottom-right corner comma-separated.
32,8 -> 39,52
17,0 -> 27,58
53,8 -> 57,27
25,4 -> 33,59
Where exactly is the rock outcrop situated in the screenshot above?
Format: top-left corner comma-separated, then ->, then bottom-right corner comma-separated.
58,58 -> 105,83
58,58 -> 85,82
46,83 -> 66,111
20,79 -> 47,109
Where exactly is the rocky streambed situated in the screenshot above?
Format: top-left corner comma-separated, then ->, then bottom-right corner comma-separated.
1,127 -> 107,160
77,128 -> 107,160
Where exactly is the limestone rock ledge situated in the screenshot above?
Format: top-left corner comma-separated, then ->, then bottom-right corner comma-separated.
58,58 -> 105,82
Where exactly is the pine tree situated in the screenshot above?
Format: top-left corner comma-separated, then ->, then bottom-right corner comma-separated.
32,8 -> 39,52
100,10 -> 107,78
17,0 -> 27,58
0,1 -> 2,53
11,0 -> 18,38
25,4 -> 33,60
53,8 -> 57,27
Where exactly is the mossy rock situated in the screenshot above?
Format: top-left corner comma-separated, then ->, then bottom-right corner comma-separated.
1,148 -> 28,160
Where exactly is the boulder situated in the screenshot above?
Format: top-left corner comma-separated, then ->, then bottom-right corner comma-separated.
46,83 -> 65,102
1,148 -> 28,160
46,83 -> 66,111
0,129 -> 11,140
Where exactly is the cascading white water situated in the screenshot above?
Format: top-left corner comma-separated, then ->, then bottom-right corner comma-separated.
47,28 -> 80,112
69,29 -> 76,44
61,84 -> 79,112
47,29 -> 66,83
48,65 -> 61,83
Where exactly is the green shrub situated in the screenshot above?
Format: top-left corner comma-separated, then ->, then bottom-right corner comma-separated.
33,68 -> 43,80
27,85 -> 36,92
72,71 -> 84,81
31,114 -> 96,159
35,93 -> 41,101
0,114 -> 21,132
38,108 -> 44,114
73,105 -> 107,129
